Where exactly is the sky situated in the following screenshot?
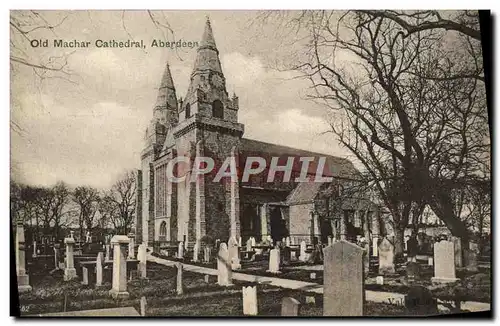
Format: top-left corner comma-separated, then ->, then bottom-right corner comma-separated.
10,10 -> 353,189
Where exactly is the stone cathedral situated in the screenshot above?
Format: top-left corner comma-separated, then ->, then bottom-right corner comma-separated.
135,19 -> 380,249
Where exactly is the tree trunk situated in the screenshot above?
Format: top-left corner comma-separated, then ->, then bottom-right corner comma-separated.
394,226 -> 405,260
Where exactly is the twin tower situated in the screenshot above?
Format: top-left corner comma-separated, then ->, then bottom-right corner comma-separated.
137,18 -> 245,247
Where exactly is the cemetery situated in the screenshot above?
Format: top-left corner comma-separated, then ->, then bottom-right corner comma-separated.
15,217 -> 491,316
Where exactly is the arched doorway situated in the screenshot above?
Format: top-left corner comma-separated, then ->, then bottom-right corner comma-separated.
270,206 -> 287,243
241,204 -> 260,242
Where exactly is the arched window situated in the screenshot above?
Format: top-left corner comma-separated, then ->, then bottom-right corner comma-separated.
212,100 -> 224,119
185,103 -> 191,119
159,221 -> 167,241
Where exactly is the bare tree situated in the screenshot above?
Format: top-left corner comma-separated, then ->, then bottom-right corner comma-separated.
108,171 -> 137,235
73,186 -> 100,240
257,10 -> 489,254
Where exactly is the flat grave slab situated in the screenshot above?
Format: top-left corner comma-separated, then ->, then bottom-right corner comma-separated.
32,307 -> 140,317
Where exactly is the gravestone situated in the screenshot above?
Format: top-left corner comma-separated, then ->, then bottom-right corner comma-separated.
285,237 -> 291,247
96,252 -> 104,287
323,240 -> 364,316
376,276 -> 384,285
238,237 -> 242,247
53,244 -> 60,270
203,246 -> 211,263
281,297 -> 300,316
137,243 -> 147,279
105,244 -> 111,261
406,261 -> 421,281
378,238 -> 395,274
176,262 -> 183,295
177,242 -> 184,259
32,241 -> 37,258
228,236 -> 241,270
465,242 -> 479,272
327,236 -> 333,246
217,243 -> 232,286
250,237 -> 256,248
428,257 -> 434,266
128,233 -> 135,259
242,285 -> 258,315
82,265 -> 90,285
140,296 -> 147,316
431,240 -> 459,283
310,272 -> 316,280
267,248 -> 280,273
299,241 -> 307,262
16,219 -> 32,293
305,296 -> 315,304
246,238 -> 253,252
193,241 -> 200,263
452,237 -> 463,267
109,235 -> 130,299
204,274 -> 210,283
64,237 -> 77,281
372,237 -> 379,256
404,285 -> 438,315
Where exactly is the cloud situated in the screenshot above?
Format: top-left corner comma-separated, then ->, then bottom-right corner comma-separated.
222,52 -> 265,86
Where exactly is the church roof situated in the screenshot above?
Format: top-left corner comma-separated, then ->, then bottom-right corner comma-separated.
286,181 -> 324,205
239,138 -> 360,179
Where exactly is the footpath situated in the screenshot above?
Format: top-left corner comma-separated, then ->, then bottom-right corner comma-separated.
147,253 -> 490,313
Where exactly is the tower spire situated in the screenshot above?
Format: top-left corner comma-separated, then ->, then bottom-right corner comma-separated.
155,62 -> 176,109
191,17 -> 223,75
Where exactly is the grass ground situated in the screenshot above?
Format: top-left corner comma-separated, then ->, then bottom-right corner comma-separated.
19,262 -> 426,317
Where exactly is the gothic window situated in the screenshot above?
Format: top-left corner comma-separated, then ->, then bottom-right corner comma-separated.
159,221 -> 167,242
212,100 -> 224,119
185,103 -> 191,119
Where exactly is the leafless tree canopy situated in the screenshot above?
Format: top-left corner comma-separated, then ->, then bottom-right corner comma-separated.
257,10 -> 489,253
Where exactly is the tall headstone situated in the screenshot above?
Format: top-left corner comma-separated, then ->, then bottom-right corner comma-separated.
137,243 -> 147,279
238,237 -> 242,247
203,246 -> 211,263
267,248 -> 280,273
16,219 -> 32,293
431,240 -> 459,283
323,241 -> 364,316
128,233 -> 135,259
109,235 -> 130,299
372,237 -> 379,256
299,241 -> 307,262
242,285 -> 258,315
228,236 -> 241,270
177,241 -> 184,259
192,241 -> 200,263
250,237 -> 256,248
105,244 -> 111,261
63,237 -> 77,281
53,244 -> 60,270
281,297 -> 300,316
327,236 -> 333,246
32,241 -> 37,258
140,296 -> 147,316
96,252 -> 104,287
378,238 -> 395,274
176,262 -> 183,295
465,242 -> 479,272
285,237 -> 291,247
246,238 -> 253,252
217,243 -> 232,286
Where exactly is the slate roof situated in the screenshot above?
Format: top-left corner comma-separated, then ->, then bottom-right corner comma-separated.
239,138 -> 360,179
285,181 -> 324,205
